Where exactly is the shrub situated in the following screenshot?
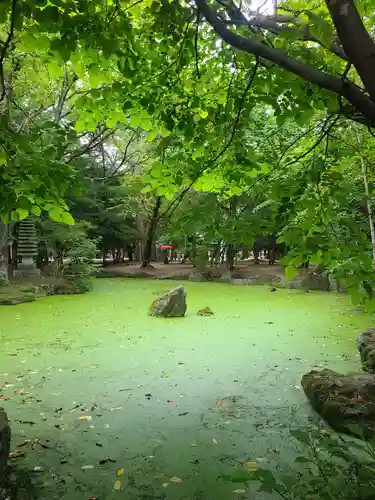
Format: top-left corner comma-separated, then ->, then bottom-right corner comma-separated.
246,427 -> 375,500
60,237 -> 97,294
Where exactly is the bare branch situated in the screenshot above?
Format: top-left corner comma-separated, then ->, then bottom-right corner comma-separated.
55,72 -> 78,123
223,14 -> 348,61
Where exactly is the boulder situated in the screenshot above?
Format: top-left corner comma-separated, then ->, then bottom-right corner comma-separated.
0,409 -> 10,486
148,286 -> 187,317
357,328 -> 375,373
301,369 -> 375,439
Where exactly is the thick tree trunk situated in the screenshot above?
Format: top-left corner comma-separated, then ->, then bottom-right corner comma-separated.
325,0 -> 375,103
141,196 -> 161,268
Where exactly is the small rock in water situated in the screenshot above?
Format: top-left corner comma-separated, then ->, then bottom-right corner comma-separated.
197,307 -> 214,316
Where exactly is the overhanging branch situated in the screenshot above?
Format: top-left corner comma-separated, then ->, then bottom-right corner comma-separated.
195,0 -> 375,127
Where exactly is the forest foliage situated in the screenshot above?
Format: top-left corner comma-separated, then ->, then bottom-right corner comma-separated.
1,0 -> 375,302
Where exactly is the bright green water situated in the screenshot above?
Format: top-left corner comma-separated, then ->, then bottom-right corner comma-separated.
0,280 -> 373,499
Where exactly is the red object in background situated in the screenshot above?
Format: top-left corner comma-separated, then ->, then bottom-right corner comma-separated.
159,245 -> 173,249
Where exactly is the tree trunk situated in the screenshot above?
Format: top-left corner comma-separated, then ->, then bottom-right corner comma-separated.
141,196 -> 161,268
226,244 -> 236,270
361,157 -> 375,266
354,127 -> 375,266
0,224 -> 8,282
226,197 -> 237,270
325,0 -> 375,103
210,242 -> 221,266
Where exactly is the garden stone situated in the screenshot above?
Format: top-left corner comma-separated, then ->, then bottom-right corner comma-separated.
301,368 -> 375,439
357,328 -> 375,373
148,286 -> 187,317
0,409 -> 10,486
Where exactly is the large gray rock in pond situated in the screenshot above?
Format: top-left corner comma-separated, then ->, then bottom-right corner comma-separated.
357,328 -> 375,373
0,409 -> 10,486
148,286 -> 187,317
301,369 -> 375,439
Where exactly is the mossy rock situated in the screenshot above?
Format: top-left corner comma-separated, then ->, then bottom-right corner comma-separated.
149,286 -> 187,317
301,368 -> 375,439
197,307 -> 214,316
357,329 -> 375,373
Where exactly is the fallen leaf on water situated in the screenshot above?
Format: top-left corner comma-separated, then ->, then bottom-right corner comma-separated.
113,480 -> 121,491
212,439 -> 218,445
78,415 -> 92,421
36,439 -> 53,449
216,399 -> 232,409
8,353 -> 17,356
82,465 -> 95,470
162,483 -> 169,488
109,407 -> 122,411
117,468 -> 125,477
15,419 -> 36,425
169,476 -> 184,484
99,457 -> 116,464
233,489 -> 246,494
9,450 -> 26,459
88,365 -> 98,369
161,373 -> 169,379
17,440 -> 30,447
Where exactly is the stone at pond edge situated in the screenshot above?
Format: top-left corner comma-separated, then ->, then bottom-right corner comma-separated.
148,286 -> 187,317
0,409 -> 11,486
357,328 -> 375,373
197,307 -> 214,316
301,369 -> 375,439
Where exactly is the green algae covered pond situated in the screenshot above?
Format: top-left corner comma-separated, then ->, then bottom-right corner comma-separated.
0,279 -> 373,499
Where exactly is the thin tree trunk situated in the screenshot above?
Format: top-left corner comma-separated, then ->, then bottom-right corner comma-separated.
361,157 -> 375,266
355,128 -> 375,266
227,244 -> 235,270
226,196 -> 237,270
0,224 -> 9,281
141,196 -> 161,268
